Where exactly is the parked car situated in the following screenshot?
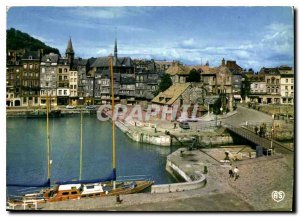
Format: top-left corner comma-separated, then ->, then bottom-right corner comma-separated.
179,121 -> 190,130
66,105 -> 76,109
86,105 -> 96,110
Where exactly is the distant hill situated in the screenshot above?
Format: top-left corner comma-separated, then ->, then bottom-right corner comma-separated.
7,28 -> 60,55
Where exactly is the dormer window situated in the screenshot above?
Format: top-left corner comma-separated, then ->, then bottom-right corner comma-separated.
29,56 -> 32,60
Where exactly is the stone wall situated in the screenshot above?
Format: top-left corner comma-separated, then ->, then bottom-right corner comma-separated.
151,158 -> 207,193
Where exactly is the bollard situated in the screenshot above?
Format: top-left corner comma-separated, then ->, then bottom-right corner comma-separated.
204,165 -> 208,174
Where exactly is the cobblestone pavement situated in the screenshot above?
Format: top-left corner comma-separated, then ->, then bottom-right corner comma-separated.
224,105 -> 273,127
37,148 -> 293,211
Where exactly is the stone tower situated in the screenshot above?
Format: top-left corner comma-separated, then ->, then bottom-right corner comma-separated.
221,58 -> 226,67
65,37 -> 75,68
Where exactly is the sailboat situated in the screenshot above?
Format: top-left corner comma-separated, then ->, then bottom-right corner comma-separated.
7,56 -> 153,208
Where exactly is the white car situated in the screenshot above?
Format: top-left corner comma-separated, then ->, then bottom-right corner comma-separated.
66,105 -> 76,109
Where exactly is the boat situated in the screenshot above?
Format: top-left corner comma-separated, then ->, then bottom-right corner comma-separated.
26,109 -> 62,118
7,56 -> 153,209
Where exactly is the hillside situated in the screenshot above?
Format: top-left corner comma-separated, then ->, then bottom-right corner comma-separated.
7,28 -> 60,55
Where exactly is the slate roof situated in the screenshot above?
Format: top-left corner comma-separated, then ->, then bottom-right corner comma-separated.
91,57 -> 133,68
41,53 -> 59,63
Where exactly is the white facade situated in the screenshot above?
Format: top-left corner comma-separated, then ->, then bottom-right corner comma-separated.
69,70 -> 78,97
57,88 -> 70,97
250,82 -> 266,94
280,77 -> 294,104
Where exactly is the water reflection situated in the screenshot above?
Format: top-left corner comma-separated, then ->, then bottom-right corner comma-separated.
7,115 -> 175,196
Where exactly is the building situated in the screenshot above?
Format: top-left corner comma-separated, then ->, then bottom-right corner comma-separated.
57,57 -> 70,105
165,61 -> 190,84
20,50 -> 43,107
262,67 -> 281,104
154,60 -> 172,72
279,66 -> 294,104
247,73 -> 267,103
134,59 -> 161,101
91,39 -> 134,105
69,69 -> 78,105
40,53 -> 59,107
6,50 -> 25,106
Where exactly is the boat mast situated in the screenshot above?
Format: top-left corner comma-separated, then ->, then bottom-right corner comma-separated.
110,55 -> 116,189
80,109 -> 83,180
46,92 -> 51,181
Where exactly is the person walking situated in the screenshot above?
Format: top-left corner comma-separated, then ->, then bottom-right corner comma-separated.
229,164 -> 234,178
233,166 -> 239,181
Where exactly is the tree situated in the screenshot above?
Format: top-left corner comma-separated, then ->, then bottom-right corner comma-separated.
7,28 -> 60,55
158,74 -> 172,92
187,69 -> 201,82
241,76 -> 251,100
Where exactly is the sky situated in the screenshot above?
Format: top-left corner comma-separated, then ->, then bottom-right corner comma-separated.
7,6 -> 294,71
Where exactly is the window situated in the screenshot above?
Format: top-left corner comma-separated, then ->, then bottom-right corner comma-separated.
46,82 -> 49,87
64,68 -> 68,72
70,85 -> 73,89
286,79 -> 288,83
64,90 -> 67,95
59,68 -> 62,73
64,76 -> 68,80
29,64 -> 33,69
291,79 -> 294,83
23,97 -> 27,103
71,191 -> 77,195
74,85 -> 77,89
23,64 -> 27,69
255,84 -> 258,88
285,92 -> 288,96
59,90 -> 62,95
276,79 -> 279,84
267,79 -> 270,84
285,86 -> 288,90
62,192 -> 69,196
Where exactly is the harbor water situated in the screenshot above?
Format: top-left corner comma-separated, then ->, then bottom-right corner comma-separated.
6,115 -> 175,197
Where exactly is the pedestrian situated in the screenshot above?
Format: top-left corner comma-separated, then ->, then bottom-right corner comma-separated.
228,164 -> 234,178
174,122 -> 177,129
233,167 -> 239,181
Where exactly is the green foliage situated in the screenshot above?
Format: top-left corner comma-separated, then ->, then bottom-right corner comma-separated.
241,76 -> 251,99
158,73 -> 172,92
7,28 -> 60,55
187,69 -> 201,82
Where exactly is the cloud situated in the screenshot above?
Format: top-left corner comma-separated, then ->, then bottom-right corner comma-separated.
70,7 -> 153,20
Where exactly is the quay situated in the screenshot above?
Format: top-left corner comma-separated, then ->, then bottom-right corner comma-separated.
9,146 -> 293,211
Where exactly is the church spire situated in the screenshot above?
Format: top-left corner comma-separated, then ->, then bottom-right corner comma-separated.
114,38 -> 118,59
65,37 -> 75,69
113,27 -> 118,66
66,37 -> 74,55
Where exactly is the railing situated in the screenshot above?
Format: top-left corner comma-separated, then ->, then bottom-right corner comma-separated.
116,175 -> 153,182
